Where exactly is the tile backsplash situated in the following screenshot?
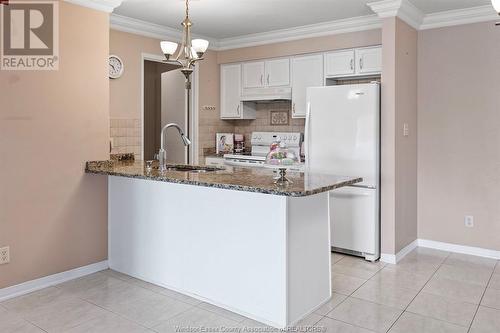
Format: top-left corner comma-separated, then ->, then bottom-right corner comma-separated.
110,118 -> 141,160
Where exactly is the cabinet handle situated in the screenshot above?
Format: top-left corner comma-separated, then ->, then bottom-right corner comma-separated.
292,103 -> 296,114
260,74 -> 263,85
350,59 -> 354,70
237,104 -> 240,115
267,74 -> 270,85
360,58 -> 364,70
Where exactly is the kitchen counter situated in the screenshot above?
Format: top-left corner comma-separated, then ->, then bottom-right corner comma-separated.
85,160 -> 361,197
86,159 -> 362,328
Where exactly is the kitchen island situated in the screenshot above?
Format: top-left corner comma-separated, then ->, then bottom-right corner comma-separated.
86,160 -> 361,328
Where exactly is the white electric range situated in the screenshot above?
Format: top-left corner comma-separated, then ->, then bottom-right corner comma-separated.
224,132 -> 303,170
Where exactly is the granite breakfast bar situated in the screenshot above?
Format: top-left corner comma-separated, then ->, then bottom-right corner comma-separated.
86,160 -> 362,328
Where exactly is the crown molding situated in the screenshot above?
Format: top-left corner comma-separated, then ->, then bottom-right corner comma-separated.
420,5 -> 499,30
110,14 -> 218,49
367,0 -> 424,30
215,15 -> 382,50
65,0 -> 123,13
109,4 -> 499,51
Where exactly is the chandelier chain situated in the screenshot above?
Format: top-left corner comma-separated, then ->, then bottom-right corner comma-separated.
185,0 -> 189,19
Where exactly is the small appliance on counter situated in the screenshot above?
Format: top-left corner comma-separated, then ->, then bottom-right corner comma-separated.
234,134 -> 245,153
216,133 -> 234,155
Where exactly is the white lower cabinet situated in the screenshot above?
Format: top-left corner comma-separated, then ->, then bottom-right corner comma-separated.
291,54 -> 323,118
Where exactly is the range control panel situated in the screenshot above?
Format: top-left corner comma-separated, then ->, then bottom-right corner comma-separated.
251,132 -> 303,147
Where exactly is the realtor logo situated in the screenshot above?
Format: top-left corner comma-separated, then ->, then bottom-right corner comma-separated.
1,0 -> 59,70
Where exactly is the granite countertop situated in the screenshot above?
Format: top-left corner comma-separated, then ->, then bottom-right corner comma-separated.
85,160 -> 362,197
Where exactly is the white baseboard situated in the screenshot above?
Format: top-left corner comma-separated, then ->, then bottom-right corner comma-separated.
380,239 -> 419,264
418,239 -> 500,260
0,261 -> 108,302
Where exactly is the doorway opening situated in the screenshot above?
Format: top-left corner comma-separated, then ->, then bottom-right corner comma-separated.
142,54 -> 198,164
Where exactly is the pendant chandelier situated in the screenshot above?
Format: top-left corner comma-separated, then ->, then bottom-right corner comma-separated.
160,0 -> 209,79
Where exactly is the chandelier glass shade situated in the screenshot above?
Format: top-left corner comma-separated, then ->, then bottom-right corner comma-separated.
160,0 -> 209,79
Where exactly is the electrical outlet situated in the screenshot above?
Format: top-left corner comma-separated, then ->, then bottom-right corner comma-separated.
464,215 -> 474,228
0,246 -> 9,264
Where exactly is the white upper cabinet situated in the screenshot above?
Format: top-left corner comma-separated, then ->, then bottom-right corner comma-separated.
265,58 -> 290,87
325,46 -> 382,78
221,63 -> 256,120
325,50 -> 355,77
242,61 -> 265,88
356,47 -> 382,74
291,54 -> 323,118
242,58 -> 290,89
220,63 -> 242,119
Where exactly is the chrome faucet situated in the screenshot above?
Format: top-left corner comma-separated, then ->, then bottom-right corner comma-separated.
158,123 -> 191,172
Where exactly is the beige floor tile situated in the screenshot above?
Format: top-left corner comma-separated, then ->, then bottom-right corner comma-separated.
423,275 -> 486,304
332,257 -> 384,279
403,249 -> 449,266
68,277 -> 135,308
101,269 -> 135,281
444,253 -> 497,270
127,278 -> 201,305
389,312 -> 467,333
153,306 -> 240,333
488,273 -> 500,290
314,292 -> 348,316
316,316 -> 375,333
408,247 -> 450,259
480,288 -> 500,310
470,306 -> 500,333
64,312 -> 153,333
407,292 -> 478,327
102,288 -> 194,328
332,252 -> 347,264
495,263 -> 500,275
327,297 -> 402,333
197,302 -> 248,323
20,297 -> 108,332
352,280 -> 419,310
390,257 -> 440,277
0,306 -> 45,333
56,272 -> 126,298
1,287 -> 72,315
296,312 -> 324,326
370,267 -> 431,291
435,264 -> 493,287
331,273 -> 367,295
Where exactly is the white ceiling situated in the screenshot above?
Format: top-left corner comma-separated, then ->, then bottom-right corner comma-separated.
113,0 -> 493,39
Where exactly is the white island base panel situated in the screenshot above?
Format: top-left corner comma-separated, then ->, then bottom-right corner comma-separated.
108,176 -> 332,328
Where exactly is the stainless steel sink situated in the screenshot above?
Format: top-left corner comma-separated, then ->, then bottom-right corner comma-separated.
165,165 -> 222,173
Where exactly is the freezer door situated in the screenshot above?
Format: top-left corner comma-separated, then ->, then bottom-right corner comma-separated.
305,84 -> 380,187
329,186 -> 379,257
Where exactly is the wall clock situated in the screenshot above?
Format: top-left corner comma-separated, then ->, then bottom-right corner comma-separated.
109,55 -> 124,79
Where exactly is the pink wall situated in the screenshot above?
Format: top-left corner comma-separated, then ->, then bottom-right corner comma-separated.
418,22 -> 500,251
0,2 -> 110,288
380,18 -> 418,255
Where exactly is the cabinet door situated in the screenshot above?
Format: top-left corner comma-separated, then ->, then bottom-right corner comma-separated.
242,61 -> 265,88
356,47 -> 382,74
325,50 -> 355,77
265,58 -> 290,87
220,64 -> 242,119
291,54 -> 323,118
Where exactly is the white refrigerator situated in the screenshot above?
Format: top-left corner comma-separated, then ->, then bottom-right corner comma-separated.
305,83 -> 380,261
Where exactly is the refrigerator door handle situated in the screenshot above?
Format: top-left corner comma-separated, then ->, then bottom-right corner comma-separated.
304,102 -> 311,170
